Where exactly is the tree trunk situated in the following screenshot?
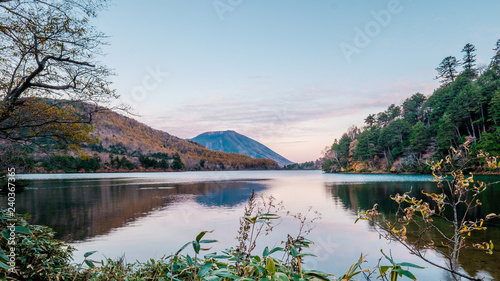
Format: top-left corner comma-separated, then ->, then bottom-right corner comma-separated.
454,126 -> 461,140
480,106 -> 486,134
470,117 -> 476,139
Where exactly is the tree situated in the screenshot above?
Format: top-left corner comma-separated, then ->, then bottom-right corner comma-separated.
0,0 -> 115,147
378,119 -> 412,161
332,133 -> 352,168
159,159 -> 169,169
491,39 -> 500,71
437,113 -> 456,153
461,43 -> 477,73
436,56 -> 459,84
402,93 -> 426,126
364,114 -> 376,127
172,153 -> 185,170
353,127 -> 379,161
490,89 -> 500,125
420,86 -> 453,132
409,121 -> 430,156
386,104 -> 401,121
376,112 -> 389,127
346,125 -> 360,139
447,83 -> 485,139
476,129 -> 500,155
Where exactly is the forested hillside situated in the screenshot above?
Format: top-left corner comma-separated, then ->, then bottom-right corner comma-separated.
0,105 -> 278,173
322,40 -> 500,173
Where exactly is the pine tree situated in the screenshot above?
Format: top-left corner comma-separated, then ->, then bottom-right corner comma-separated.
436,56 -> 459,83
437,114 -> 456,153
172,153 -> 185,170
377,112 -> 389,127
364,114 -> 376,127
461,43 -> 477,73
410,121 -> 430,156
402,93 -> 426,126
378,119 -> 412,160
386,104 -> 401,121
490,90 -> 500,125
492,39 -> 500,71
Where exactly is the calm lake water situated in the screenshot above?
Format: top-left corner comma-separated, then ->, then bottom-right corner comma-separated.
5,171 -> 500,280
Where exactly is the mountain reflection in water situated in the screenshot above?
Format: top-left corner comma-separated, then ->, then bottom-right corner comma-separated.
9,177 -> 267,241
2,171 -> 499,280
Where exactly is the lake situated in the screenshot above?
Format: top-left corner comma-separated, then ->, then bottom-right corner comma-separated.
5,170 -> 500,280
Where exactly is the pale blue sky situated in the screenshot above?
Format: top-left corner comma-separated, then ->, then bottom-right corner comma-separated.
95,0 -> 500,162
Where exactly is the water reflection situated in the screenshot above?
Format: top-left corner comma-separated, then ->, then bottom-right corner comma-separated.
1,171 -> 499,280
5,178 -> 267,242
325,179 -> 500,280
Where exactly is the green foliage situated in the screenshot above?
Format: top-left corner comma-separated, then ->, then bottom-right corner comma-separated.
42,154 -> 101,172
409,121 -> 430,154
378,250 -> 424,281
0,210 -> 76,280
105,154 -> 135,170
402,93 -> 426,126
171,153 -> 186,171
88,142 -> 108,153
139,154 -> 170,169
334,134 -> 352,167
285,161 -> 316,170
364,114 -> 376,126
109,143 -> 129,155
447,82 -> 485,139
377,112 -> 390,127
474,129 -> 500,155
436,114 -> 456,153
323,38 -> 500,173
378,119 -> 412,160
490,89 -> 500,125
461,43 -> 477,72
338,254 -> 370,281
436,56 -> 459,83
421,85 -> 454,130
386,104 -> 401,121
150,152 -> 170,160
354,127 -> 379,161
321,158 -> 337,173
322,133 -> 352,172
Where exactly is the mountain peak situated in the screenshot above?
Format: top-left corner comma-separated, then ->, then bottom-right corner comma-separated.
191,131 -> 294,167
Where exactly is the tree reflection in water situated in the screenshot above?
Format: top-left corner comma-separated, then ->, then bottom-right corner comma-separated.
4,178 -> 266,242
325,180 -> 500,280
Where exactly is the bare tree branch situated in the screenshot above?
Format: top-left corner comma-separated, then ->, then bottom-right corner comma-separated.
0,0 -> 115,147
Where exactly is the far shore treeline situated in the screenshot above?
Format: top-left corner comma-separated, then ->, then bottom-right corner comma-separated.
321,40 -> 500,174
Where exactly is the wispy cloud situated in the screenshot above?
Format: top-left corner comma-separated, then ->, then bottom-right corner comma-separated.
148,78 -> 433,141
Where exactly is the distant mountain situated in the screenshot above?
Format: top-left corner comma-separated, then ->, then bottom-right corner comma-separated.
86,110 -> 279,171
190,130 -> 294,167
